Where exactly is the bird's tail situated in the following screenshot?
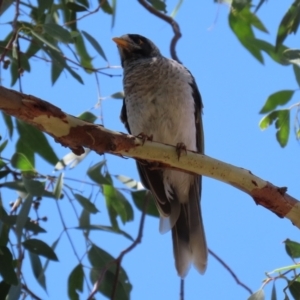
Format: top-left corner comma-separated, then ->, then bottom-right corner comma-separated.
171,193 -> 207,277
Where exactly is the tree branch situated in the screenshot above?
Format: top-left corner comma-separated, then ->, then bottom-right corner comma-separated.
0,86 -> 300,228
137,0 -> 182,63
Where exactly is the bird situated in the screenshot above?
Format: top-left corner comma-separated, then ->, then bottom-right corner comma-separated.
112,34 -> 207,277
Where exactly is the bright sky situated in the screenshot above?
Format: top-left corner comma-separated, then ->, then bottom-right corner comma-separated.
1,1 -> 300,299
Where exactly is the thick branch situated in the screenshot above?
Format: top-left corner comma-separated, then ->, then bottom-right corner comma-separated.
0,86 -> 299,228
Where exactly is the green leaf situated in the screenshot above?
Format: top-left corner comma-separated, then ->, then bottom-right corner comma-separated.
284,49 -> 300,65
79,208 -> 90,228
103,185 -> 134,224
16,120 -> 59,165
229,5 -> 264,63
23,177 -> 45,197
0,215 -> 46,234
289,280 -> 300,299
246,38 -> 289,65
82,31 -> 108,61
23,238 -> 58,261
66,2 -> 87,12
284,239 -> 300,259
77,0 -> 89,8
276,1 -> 300,49
11,153 -> 34,171
53,173 -> 63,200
29,252 -> 47,290
0,140 -> 8,153
16,137 -> 35,168
43,23 -> 73,43
68,264 -> 84,300
147,0 -> 167,13
110,91 -> 124,99
78,111 -> 97,123
30,29 -> 60,52
271,283 -> 277,300
1,181 -> 55,198
74,32 -> 93,71
88,244 -> 132,299
44,47 -> 66,84
37,0 -> 54,12
7,282 -> 21,300
76,225 -> 133,241
259,110 -> 290,147
247,289 -> 264,300
101,0 -> 113,14
16,195 -> 33,240
260,90 -> 294,114
87,161 -> 111,184
293,61 -> 300,88
111,0 -> 117,28
0,246 -> 18,285
0,281 -> 10,299
1,112 -> 13,138
74,194 -> 99,214
65,64 -> 84,84
171,0 -> 183,18
131,190 -> 159,217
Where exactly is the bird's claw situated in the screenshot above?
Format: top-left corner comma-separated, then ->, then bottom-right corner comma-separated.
176,142 -> 187,160
136,132 -> 153,145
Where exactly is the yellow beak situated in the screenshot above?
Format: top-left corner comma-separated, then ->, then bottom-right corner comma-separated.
112,37 -> 130,49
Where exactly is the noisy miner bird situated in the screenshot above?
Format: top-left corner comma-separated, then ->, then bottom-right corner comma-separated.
113,34 -> 207,277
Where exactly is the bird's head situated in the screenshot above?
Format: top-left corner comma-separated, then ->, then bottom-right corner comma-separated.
112,34 -> 161,67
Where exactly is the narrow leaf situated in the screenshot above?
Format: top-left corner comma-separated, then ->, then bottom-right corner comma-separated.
30,30 -> 60,52
68,264 -> 84,300
11,153 -> 34,171
293,63 -> 300,87
284,239 -> 300,259
74,194 -> 99,214
1,112 -> 13,138
23,238 -> 58,261
29,252 -> 47,290
0,246 -> 18,285
103,185 -> 134,224
53,173 -> 63,200
82,31 -> 108,61
131,190 -> 159,217
260,90 -> 294,114
247,289 -> 265,300
16,195 -> 33,240
43,24 -> 73,43
22,177 -> 45,197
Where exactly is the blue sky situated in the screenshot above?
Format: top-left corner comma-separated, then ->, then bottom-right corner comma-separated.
1,1 -> 300,299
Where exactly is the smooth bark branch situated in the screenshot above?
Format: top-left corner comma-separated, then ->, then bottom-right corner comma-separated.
0,86 -> 299,228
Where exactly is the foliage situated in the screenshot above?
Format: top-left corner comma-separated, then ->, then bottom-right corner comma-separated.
0,0 -> 299,299
228,0 -> 300,147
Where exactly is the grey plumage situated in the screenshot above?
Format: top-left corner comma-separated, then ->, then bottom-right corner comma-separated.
113,34 -> 208,277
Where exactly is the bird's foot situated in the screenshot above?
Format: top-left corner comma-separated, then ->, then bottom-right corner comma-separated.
136,132 -> 153,145
176,142 -> 187,160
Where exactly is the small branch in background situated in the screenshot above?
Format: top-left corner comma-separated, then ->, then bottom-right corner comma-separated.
21,284 -> 42,300
137,0 -> 182,63
209,249 -> 253,295
87,192 -> 150,300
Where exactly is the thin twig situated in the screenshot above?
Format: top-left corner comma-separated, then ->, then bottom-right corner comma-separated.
87,192 -> 150,300
137,0 -> 182,63
21,284 -> 42,300
208,249 -> 253,295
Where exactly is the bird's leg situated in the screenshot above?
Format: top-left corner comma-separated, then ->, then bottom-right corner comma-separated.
136,132 -> 153,145
176,142 -> 187,160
